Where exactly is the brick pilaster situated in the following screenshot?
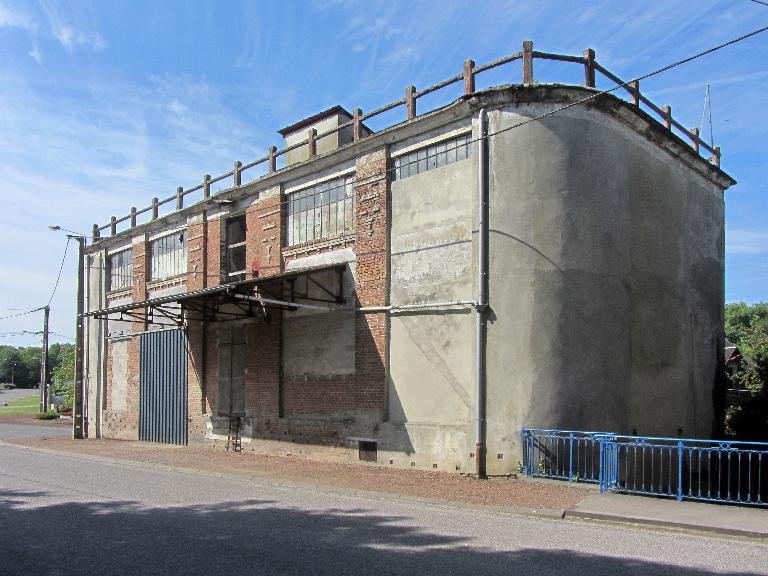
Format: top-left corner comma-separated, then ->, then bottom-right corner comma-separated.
206,217 -> 222,287
187,214 -> 207,292
247,186 -> 284,278
354,147 -> 390,413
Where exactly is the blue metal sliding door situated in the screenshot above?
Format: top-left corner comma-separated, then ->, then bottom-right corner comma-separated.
139,329 -> 188,445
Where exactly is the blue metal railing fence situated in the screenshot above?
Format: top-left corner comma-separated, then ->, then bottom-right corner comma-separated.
521,427 -> 768,507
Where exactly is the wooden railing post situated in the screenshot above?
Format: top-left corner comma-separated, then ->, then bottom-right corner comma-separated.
92,224 -> 100,240
662,105 -> 672,130
522,40 -> 534,85
151,197 -> 159,220
463,59 -> 476,95
630,80 -> 640,107
176,186 -> 184,210
268,146 -> 277,172
110,216 -> 117,236
583,49 -> 595,88
406,85 -> 416,120
203,174 -> 211,199
130,207 -> 137,227
712,147 -> 721,167
353,108 -> 363,141
234,161 -> 242,186
308,129 -> 317,157
690,128 -> 700,154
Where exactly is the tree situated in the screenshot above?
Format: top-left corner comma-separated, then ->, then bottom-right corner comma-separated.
724,302 -> 768,441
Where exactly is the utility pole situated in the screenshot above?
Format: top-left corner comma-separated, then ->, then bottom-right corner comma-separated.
11,361 -> 16,388
73,236 -> 85,439
39,305 -> 49,412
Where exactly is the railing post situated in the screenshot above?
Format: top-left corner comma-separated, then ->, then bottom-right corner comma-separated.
110,216 -> 117,236
406,85 -> 416,120
662,105 -> 672,130
522,40 -> 534,85
176,186 -> 184,210
630,80 -> 640,107
308,128 -> 317,157
690,127 -> 700,154
268,146 -> 277,173
92,224 -> 100,240
569,432 -> 574,481
203,174 -> 211,199
712,146 -> 721,168
130,207 -> 137,228
151,197 -> 159,220
677,440 -> 684,501
353,108 -> 363,141
234,161 -> 242,187
463,59 -> 475,95
583,48 -> 595,88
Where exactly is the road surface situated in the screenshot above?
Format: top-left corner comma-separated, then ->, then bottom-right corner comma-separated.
0,427 -> 765,575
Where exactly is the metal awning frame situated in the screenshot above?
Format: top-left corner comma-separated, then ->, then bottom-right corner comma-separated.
85,263 -> 347,326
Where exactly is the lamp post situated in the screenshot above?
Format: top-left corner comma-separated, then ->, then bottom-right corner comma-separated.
49,225 -> 87,439
10,361 -> 16,388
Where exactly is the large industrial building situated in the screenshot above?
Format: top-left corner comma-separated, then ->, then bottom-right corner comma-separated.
78,45 -> 735,475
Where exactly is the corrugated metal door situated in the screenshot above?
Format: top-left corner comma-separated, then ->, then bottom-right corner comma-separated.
139,328 -> 188,445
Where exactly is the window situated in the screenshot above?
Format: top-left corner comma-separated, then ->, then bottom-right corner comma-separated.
226,215 -> 247,281
393,133 -> 472,180
149,231 -> 187,281
108,249 -> 132,291
286,175 -> 355,246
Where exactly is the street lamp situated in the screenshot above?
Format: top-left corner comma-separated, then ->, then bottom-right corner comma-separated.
49,225 -> 87,439
10,361 -> 17,388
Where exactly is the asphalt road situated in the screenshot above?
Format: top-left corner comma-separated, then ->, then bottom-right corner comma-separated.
0,432 -> 766,576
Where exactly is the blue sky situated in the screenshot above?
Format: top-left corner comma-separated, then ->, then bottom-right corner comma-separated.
0,0 -> 766,346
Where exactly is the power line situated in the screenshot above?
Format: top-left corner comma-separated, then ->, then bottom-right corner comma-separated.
47,237 -> 71,307
0,307 -> 45,321
748,0 -> 768,7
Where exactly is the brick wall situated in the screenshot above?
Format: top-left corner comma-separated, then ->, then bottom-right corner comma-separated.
187,217 -> 207,292
207,217 -> 222,287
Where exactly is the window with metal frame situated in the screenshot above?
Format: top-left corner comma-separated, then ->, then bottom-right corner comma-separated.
226,215 -> 247,281
286,175 -> 355,246
108,249 -> 132,291
393,133 -> 472,180
149,231 -> 187,281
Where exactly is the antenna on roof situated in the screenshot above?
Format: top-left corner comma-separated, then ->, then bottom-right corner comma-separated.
699,83 -> 714,148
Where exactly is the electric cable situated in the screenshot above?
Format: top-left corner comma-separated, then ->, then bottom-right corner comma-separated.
46,237 -> 71,307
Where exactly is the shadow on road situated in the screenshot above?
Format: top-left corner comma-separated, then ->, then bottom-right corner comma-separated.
0,489 -> 761,576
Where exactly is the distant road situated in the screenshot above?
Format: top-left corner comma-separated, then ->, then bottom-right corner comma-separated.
0,428 -> 766,575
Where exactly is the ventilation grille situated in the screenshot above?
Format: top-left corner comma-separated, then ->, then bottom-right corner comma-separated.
358,441 -> 378,463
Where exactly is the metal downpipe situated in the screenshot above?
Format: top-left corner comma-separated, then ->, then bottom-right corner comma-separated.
476,109 -> 489,478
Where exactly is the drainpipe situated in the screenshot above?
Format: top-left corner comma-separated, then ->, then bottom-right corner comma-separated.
476,108 -> 489,479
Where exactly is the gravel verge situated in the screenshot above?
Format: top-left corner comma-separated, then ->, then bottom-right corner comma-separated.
4,426 -> 589,511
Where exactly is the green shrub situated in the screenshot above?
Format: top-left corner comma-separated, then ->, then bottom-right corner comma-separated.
35,411 -> 60,421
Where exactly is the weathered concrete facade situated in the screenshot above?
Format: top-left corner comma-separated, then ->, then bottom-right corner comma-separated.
81,83 -> 734,475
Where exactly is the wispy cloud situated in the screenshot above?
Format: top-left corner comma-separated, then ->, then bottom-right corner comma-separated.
727,229 -> 768,256
0,2 -> 36,31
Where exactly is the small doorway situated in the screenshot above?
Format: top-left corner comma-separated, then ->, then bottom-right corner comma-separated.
218,325 -> 246,417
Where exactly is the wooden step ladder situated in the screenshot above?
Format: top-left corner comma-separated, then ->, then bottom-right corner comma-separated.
226,416 -> 242,453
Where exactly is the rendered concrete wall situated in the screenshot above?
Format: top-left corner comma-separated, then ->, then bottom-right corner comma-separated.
381,135 -> 476,471
85,250 -> 106,437
284,114 -> 345,166
483,103 -> 725,474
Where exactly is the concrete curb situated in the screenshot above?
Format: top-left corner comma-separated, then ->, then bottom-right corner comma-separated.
563,508 -> 768,541
0,439 -> 568,522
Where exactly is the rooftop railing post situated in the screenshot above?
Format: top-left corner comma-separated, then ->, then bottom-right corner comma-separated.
713,146 -> 721,167
353,108 -> 362,141
522,40 -> 534,85
463,59 -> 476,95
130,207 -> 137,228
92,224 -> 100,240
630,80 -> 640,107
151,197 -> 159,220
308,129 -> 317,158
203,174 -> 211,199
110,216 -> 117,236
234,161 -> 242,187
662,105 -> 672,130
691,127 -> 700,154
268,146 -> 277,172
583,48 -> 596,88
406,85 -> 416,120
176,186 -> 184,210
